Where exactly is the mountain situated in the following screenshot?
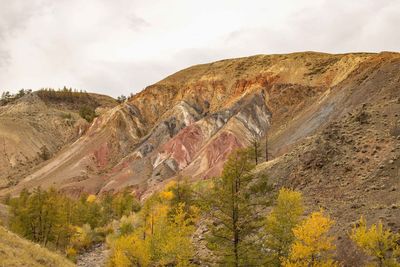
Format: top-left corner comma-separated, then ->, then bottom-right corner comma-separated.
2,52 -> 398,195
0,91 -> 117,189
0,52 -> 399,264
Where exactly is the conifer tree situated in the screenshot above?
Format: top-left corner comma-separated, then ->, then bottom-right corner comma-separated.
265,131 -> 269,162
282,210 -> 338,267
351,217 -> 400,267
252,138 -> 261,165
167,177 -> 196,218
203,148 -> 272,266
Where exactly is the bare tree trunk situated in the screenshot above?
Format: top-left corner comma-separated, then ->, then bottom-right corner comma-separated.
265,132 -> 269,162
254,140 -> 258,165
232,176 -> 239,267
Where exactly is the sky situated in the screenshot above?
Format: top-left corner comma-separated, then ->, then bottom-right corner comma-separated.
0,0 -> 399,97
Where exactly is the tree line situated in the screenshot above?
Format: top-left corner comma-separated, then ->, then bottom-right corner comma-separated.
36,87 -> 93,105
37,88 -> 100,122
0,89 -> 32,106
5,188 -> 140,262
107,148 -> 400,266
1,87 -> 100,122
4,148 -> 400,266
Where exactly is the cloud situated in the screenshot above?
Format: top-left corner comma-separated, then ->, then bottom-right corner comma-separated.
0,0 -> 47,68
0,0 -> 398,97
0,50 -> 10,68
223,0 -> 400,54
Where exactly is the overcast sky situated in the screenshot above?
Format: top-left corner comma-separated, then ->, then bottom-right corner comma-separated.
0,0 -> 399,97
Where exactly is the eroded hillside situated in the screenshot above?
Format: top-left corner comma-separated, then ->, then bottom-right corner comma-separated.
0,91 -> 117,189
0,51 -> 399,265
3,52 -> 398,197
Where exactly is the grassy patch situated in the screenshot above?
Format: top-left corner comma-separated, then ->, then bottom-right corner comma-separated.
0,226 -> 74,267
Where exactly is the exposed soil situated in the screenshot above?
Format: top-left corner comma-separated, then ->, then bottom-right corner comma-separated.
1,52 -> 399,265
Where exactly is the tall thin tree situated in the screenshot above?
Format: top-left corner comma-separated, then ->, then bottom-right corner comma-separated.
203,148 -> 272,266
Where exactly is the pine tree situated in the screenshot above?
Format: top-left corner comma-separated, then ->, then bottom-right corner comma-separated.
265,131 -> 269,162
9,187 -> 64,246
203,148 -> 272,266
111,190 -> 141,219
159,203 -> 197,266
252,137 -> 261,165
168,176 -> 196,218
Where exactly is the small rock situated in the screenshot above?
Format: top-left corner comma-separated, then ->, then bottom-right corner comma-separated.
351,203 -> 363,209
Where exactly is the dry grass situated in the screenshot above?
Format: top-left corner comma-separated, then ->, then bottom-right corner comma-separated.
0,226 -> 74,267
0,203 -> 7,226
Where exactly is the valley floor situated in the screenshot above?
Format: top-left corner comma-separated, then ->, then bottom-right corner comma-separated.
77,243 -> 109,267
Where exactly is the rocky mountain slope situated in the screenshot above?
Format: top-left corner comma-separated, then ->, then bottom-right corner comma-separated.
0,51 -> 399,265
3,52 -> 398,196
0,92 -> 117,189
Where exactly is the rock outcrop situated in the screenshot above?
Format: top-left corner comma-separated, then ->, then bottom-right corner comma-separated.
1,51 -> 400,265
2,52 -> 399,200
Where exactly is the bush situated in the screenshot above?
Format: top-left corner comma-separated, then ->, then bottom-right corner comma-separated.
65,247 -> 78,263
79,106 -> 97,123
119,215 -> 136,236
70,224 -> 94,251
38,145 -> 51,160
108,191 -> 141,220
61,113 -> 73,120
116,95 -> 127,103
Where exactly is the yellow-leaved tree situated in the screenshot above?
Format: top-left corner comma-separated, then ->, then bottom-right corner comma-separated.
108,185 -> 198,267
263,188 -> 304,265
350,217 -> 400,267
282,210 -> 338,267
109,234 -> 151,267
158,203 -> 198,266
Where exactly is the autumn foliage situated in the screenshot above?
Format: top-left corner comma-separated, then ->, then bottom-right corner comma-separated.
8,187 -> 139,262
107,180 -> 198,266
282,210 -> 338,267
4,148 -> 399,266
351,217 -> 400,267
263,188 -> 305,265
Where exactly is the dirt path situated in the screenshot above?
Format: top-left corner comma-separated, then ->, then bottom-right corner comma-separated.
76,243 -> 109,267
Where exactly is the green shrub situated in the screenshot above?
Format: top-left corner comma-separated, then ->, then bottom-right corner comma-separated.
79,106 -> 97,123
